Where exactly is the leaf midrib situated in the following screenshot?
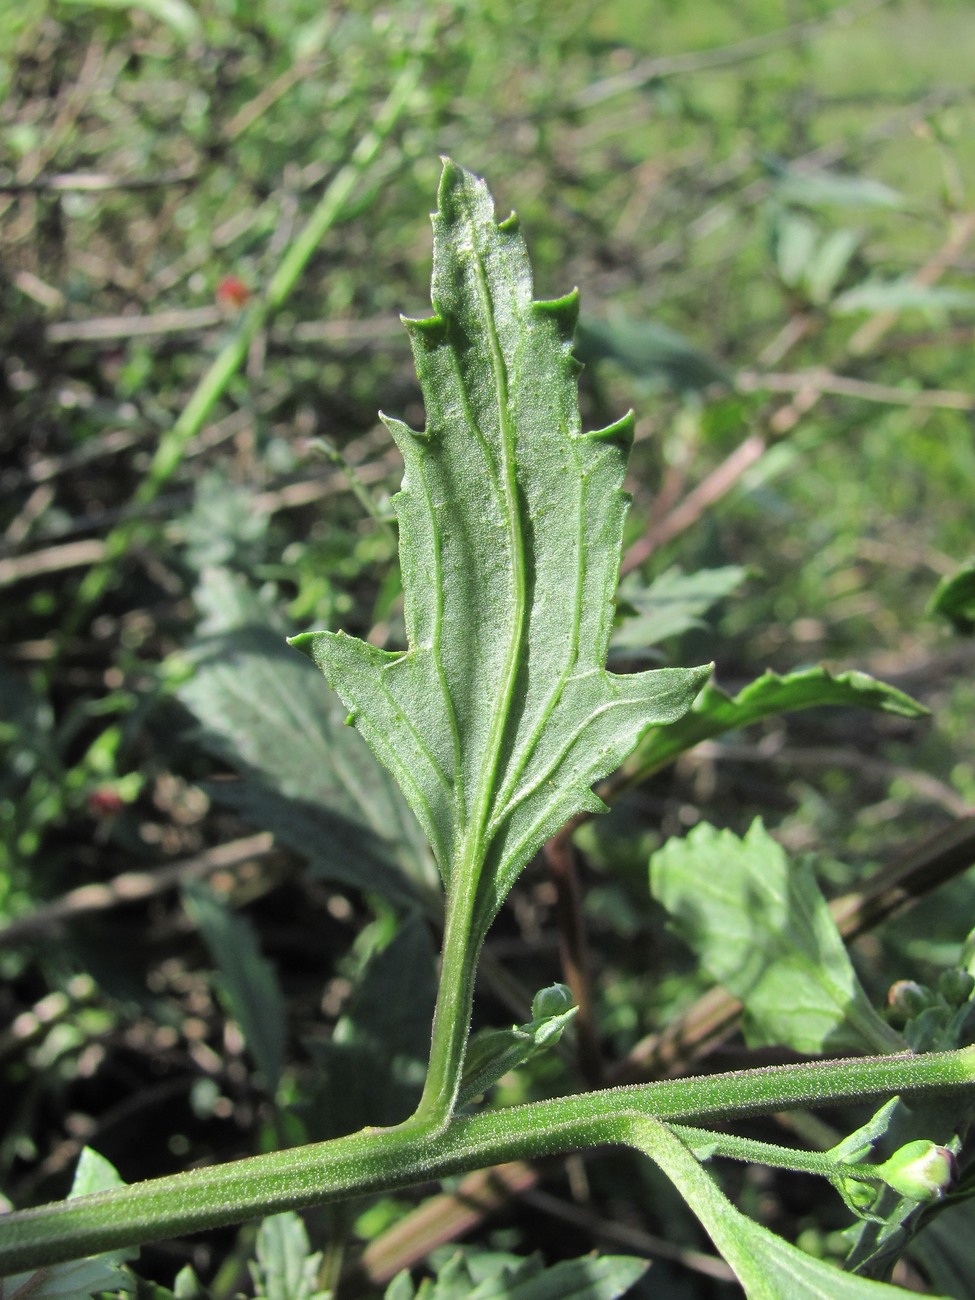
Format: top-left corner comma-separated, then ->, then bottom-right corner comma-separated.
455,194 -> 528,892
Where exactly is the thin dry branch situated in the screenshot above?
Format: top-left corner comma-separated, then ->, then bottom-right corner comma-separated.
0,833 -> 277,949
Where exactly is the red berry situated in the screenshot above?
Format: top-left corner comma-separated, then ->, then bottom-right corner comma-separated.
215,275 -> 250,308
88,788 -> 125,817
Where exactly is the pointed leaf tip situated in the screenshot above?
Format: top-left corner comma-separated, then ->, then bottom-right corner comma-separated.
298,165 -> 708,926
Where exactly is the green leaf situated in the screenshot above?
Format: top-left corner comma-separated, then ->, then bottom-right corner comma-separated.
68,1148 -> 126,1198
1,1151 -> 135,1299
250,1212 -> 329,1300
471,1254 -> 648,1299
772,211 -> 819,289
178,568 -> 438,906
624,665 -> 926,783
804,228 -> 862,306
929,558 -> 975,635
291,161 -> 709,940
612,565 -> 747,654
910,1200 -> 975,1296
649,820 -> 905,1054
771,164 -> 905,211
629,1118 -> 939,1299
384,1250 -> 647,1300
57,0 -> 203,42
575,314 -> 730,394
181,879 -> 286,1093
303,914 -> 437,1137
457,983 -> 577,1106
832,280 -> 975,315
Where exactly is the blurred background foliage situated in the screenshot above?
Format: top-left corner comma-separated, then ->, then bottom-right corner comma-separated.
2,0 -> 975,1294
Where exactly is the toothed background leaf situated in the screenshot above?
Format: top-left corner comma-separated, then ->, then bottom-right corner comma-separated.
293,161 -> 708,930
649,819 -> 905,1055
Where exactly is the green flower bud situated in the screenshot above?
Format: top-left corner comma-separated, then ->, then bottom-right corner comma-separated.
938,967 -> 975,1008
875,1141 -> 956,1201
531,983 -> 574,1021
886,980 -> 935,1024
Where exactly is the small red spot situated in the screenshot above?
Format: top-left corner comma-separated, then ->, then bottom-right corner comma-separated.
88,788 -> 125,818
215,275 -> 250,309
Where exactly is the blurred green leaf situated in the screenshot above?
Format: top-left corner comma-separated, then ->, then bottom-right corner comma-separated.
929,559 -> 975,635
833,281 -> 975,315
576,315 -> 730,394
771,165 -> 904,211
68,1147 -> 125,1198
250,1212 -> 329,1300
649,819 -> 904,1054
612,565 -> 747,655
773,212 -> 819,289
57,0 -> 202,41
182,879 -> 286,1093
303,913 -> 437,1138
177,570 -> 438,906
384,1249 -> 647,1299
805,229 -> 863,306
1,1150 -> 135,1299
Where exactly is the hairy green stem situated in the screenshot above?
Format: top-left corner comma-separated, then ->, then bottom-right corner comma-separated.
2,1048 -> 972,1275
412,865 -> 484,1123
669,1124 -> 857,1180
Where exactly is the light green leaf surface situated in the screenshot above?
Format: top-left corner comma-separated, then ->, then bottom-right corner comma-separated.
68,1148 -> 125,1199
250,1212 -> 329,1300
629,1118 -> 940,1300
624,665 -> 926,784
182,879 -> 286,1092
650,819 -> 904,1054
292,161 -> 709,936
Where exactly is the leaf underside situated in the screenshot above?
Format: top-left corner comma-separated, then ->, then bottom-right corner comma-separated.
293,160 -> 708,931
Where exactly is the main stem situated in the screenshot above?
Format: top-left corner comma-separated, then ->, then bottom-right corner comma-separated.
2,1049 -> 973,1275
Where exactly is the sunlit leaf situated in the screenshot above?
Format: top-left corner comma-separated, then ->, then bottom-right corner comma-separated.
649,819 -> 904,1054
623,665 -> 926,784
